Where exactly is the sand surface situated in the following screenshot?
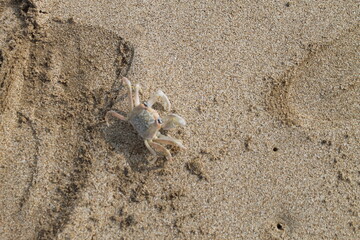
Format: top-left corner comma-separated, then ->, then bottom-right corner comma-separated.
0,0 -> 359,239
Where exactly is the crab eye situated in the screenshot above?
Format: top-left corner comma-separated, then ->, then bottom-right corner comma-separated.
143,101 -> 148,107
157,118 -> 163,124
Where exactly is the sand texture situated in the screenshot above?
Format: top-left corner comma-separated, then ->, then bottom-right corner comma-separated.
1,0 -> 359,239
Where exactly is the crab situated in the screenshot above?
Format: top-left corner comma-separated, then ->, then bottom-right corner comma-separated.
106,77 -> 186,160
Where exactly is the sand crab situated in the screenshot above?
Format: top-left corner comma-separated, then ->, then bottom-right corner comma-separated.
106,77 -> 186,160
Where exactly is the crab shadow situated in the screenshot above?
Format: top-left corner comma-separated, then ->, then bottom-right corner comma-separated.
103,115 -> 168,172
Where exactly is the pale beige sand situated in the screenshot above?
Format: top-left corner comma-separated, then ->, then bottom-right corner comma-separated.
1,0 -> 359,239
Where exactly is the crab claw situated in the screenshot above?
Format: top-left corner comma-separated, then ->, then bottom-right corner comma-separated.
161,114 -> 186,130
147,90 -> 171,112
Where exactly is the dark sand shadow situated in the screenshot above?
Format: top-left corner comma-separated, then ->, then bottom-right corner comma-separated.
1,2 -> 134,238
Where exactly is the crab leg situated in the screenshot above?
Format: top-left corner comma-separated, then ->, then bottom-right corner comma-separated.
146,140 -> 172,160
144,140 -> 157,156
147,90 -> 171,111
134,84 -> 141,106
122,77 -> 134,111
154,133 -> 186,149
105,110 -> 127,126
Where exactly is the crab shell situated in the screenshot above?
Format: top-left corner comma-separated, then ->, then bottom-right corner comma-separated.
127,103 -> 161,140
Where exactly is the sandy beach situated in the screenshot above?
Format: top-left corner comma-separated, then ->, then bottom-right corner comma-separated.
1,0 -> 359,239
